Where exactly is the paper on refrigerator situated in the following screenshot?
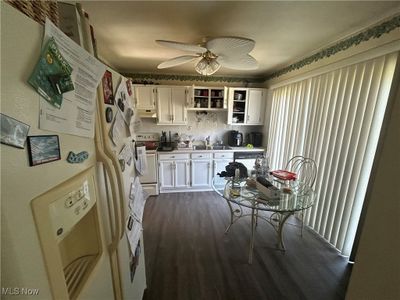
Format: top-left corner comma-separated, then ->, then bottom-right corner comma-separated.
115,79 -> 135,134
126,214 -> 142,257
39,18 -> 105,138
118,142 -> 133,166
134,146 -> 148,176
126,176 -> 148,256
109,110 -> 128,145
128,176 -> 148,223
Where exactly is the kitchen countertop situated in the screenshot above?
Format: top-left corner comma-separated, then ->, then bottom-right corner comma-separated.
157,147 -> 265,153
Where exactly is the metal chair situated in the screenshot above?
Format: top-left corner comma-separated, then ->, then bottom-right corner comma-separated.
272,155 -> 317,235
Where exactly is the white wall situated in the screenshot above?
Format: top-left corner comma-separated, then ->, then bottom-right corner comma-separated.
345,58 -> 400,300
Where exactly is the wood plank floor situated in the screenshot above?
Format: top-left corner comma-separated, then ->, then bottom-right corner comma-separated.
142,191 -> 352,300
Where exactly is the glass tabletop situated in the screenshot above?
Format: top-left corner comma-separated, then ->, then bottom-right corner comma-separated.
212,177 -> 315,213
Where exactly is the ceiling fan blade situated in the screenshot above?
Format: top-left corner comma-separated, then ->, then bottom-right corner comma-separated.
157,55 -> 199,69
206,37 -> 255,56
217,54 -> 258,70
156,40 -> 207,53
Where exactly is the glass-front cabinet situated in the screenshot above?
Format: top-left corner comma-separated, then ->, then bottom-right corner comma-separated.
227,87 -> 266,125
227,88 -> 248,124
188,86 -> 227,110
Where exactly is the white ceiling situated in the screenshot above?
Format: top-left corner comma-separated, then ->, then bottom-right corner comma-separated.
81,1 -> 400,78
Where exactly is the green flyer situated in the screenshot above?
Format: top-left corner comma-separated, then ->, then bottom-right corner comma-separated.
28,37 -> 74,109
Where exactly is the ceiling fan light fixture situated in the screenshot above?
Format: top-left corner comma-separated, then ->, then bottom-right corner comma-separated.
195,56 -> 221,76
156,37 -> 257,75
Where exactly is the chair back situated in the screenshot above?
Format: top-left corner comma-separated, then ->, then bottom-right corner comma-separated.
285,156 -> 317,193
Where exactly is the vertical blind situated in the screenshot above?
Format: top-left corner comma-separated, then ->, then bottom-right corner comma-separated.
268,52 -> 398,255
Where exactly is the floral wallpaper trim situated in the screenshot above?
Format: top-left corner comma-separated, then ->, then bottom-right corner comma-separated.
122,72 -> 265,84
265,14 -> 400,80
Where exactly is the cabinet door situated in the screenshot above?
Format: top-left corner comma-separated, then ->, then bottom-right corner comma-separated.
174,160 -> 190,188
171,87 -> 187,125
227,88 -> 248,125
134,86 -> 155,109
213,159 -> 231,187
246,89 -> 265,125
191,160 -> 212,187
159,161 -> 174,189
156,87 -> 172,124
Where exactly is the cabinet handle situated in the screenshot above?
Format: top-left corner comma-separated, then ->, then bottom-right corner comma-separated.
171,156 -> 175,158
247,115 -> 250,122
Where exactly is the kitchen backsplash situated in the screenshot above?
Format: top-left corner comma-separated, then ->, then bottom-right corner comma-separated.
138,111 -> 263,145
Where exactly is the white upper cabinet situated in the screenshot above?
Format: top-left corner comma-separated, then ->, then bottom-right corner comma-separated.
227,87 -> 266,125
188,86 -> 227,110
246,88 -> 266,125
156,86 -> 188,125
133,85 -> 156,109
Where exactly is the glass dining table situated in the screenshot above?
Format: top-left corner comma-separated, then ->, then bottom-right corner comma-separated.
212,176 -> 315,264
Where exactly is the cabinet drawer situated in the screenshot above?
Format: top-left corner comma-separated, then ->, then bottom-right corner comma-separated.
158,153 -> 190,160
213,152 -> 234,159
191,153 -> 212,159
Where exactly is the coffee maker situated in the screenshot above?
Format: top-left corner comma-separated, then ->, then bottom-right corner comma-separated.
227,130 -> 243,147
248,132 -> 263,147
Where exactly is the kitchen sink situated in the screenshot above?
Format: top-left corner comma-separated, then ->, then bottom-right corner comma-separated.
210,145 -> 232,150
192,145 -> 232,150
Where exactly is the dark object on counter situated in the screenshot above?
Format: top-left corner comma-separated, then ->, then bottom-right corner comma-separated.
227,130 -> 243,147
217,162 -> 248,178
248,132 -> 263,147
158,131 -> 174,151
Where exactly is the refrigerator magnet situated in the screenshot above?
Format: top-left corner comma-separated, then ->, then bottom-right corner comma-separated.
0,113 -> 30,149
27,135 -> 61,166
105,107 -> 113,123
119,159 -> 125,172
102,70 -> 114,105
67,151 -> 89,163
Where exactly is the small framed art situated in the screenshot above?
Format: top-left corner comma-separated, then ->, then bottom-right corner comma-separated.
0,113 -> 30,149
27,135 -> 61,166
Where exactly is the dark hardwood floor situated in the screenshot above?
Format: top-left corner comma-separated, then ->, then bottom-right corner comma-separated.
142,191 -> 352,300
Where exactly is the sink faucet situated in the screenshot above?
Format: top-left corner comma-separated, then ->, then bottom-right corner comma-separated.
205,136 -> 211,147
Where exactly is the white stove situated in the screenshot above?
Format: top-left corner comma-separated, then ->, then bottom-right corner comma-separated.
136,133 -> 160,195
136,133 -> 160,153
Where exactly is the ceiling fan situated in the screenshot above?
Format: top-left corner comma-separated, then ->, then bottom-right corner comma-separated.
156,37 -> 258,76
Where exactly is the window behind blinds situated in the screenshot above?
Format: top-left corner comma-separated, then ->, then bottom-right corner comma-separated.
268,52 -> 398,255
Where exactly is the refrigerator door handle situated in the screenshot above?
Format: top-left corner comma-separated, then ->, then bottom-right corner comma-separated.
95,131 -> 122,248
101,158 -> 121,246
95,84 -> 125,242
110,153 -> 126,241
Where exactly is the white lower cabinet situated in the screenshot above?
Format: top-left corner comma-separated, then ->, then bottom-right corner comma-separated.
158,151 -> 234,193
191,153 -> 212,188
158,153 -> 190,191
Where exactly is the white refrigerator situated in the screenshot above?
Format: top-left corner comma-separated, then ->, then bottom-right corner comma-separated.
1,3 -> 146,300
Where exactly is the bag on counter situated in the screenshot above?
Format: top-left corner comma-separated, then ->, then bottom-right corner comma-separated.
217,162 -> 248,178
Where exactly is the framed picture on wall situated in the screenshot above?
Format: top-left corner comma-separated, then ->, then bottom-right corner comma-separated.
27,135 -> 61,166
